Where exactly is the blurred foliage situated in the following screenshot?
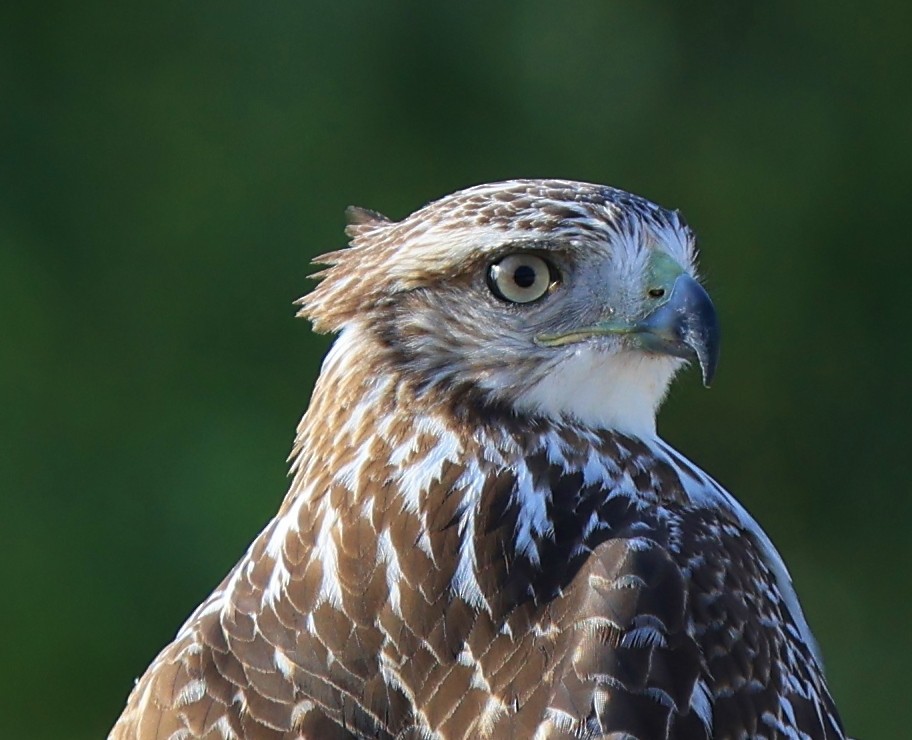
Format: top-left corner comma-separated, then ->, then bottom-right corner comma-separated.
1,1 -> 909,737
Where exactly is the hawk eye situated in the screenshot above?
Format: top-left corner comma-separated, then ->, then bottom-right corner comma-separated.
487,253 -> 558,304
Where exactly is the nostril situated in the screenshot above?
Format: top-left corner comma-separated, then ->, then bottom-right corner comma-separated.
648,288 -> 666,299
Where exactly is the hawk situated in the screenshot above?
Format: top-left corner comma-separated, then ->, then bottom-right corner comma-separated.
111,179 -> 846,739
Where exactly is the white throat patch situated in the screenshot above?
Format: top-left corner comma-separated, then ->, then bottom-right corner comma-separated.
512,347 -> 683,437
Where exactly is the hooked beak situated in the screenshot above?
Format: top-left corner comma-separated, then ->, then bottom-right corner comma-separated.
632,274 -> 720,386
536,273 -> 721,387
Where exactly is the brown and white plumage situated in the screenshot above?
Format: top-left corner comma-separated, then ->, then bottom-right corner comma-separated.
111,179 -> 845,739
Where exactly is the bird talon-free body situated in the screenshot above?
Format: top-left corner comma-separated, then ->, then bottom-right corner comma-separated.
111,180 -> 845,739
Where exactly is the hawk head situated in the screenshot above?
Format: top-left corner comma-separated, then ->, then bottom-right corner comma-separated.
298,179 -> 719,438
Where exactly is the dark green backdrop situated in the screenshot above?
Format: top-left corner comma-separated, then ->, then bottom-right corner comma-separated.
2,2 -> 908,737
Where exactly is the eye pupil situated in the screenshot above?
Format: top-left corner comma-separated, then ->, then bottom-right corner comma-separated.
513,265 -> 537,288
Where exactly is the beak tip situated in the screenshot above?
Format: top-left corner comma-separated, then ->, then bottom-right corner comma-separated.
696,331 -> 720,389
696,336 -> 720,388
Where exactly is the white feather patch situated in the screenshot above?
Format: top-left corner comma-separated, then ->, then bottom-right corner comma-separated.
377,528 -> 404,617
450,459 -> 491,612
511,460 -> 552,565
395,423 -> 461,514
513,348 -> 681,436
312,504 -> 343,608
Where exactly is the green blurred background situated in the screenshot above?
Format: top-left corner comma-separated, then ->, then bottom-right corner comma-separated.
2,1 -> 909,737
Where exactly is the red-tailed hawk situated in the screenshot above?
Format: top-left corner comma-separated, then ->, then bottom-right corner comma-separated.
111,180 -> 845,739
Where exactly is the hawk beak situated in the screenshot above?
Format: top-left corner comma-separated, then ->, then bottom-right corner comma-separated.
536,273 -> 721,387
632,274 -> 721,387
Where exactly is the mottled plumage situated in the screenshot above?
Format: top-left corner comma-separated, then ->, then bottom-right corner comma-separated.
111,179 -> 845,739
